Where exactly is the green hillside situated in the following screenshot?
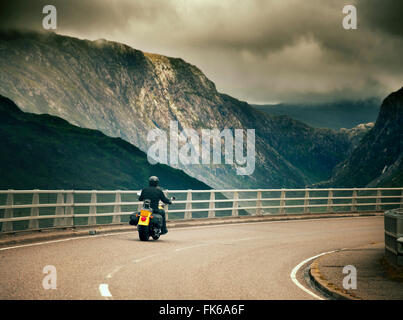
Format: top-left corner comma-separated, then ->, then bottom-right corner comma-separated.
0,95 -> 210,190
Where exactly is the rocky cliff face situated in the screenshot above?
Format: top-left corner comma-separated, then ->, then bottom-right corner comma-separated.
319,87 -> 403,187
0,31 -> 353,188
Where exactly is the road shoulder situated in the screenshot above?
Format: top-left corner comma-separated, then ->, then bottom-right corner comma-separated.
309,243 -> 403,300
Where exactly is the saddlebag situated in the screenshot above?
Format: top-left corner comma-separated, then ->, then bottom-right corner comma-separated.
151,213 -> 163,229
129,212 -> 140,226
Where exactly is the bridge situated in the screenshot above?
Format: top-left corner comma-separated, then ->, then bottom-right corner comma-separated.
0,188 -> 402,299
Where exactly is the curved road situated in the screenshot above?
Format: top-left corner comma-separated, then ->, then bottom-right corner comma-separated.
0,216 -> 383,300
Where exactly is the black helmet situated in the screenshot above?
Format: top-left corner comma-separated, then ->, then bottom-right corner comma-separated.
149,176 -> 159,187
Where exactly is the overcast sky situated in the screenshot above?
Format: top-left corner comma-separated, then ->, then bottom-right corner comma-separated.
1,0 -> 402,104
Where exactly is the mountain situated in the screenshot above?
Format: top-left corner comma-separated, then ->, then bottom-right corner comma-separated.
317,87 -> 403,188
252,99 -> 381,130
0,94 -> 210,190
0,30 -> 354,188
339,122 -> 375,148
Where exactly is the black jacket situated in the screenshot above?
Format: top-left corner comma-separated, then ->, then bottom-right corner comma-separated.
138,186 -> 171,211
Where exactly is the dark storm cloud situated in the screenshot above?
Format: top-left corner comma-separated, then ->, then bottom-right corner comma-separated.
357,0 -> 403,37
0,1 -> 42,30
0,0 -> 175,32
0,0 -> 402,104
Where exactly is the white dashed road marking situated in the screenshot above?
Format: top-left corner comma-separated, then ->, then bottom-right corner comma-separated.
99,284 -> 112,299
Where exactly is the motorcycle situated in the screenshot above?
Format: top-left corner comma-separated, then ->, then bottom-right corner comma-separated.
130,192 -> 175,241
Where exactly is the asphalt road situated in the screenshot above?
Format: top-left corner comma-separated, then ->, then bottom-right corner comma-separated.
0,216 -> 383,300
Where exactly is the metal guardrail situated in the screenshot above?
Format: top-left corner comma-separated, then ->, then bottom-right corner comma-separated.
384,208 -> 403,267
0,188 -> 402,233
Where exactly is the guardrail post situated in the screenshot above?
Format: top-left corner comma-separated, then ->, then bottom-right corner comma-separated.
164,189 -> 169,221
65,192 -> 74,227
304,189 -> 310,214
54,192 -> 66,227
184,190 -> 192,219
384,209 -> 403,267
352,189 -> 357,212
208,191 -> 215,218
376,188 -> 382,211
136,190 -> 142,212
2,190 -> 14,232
400,189 -> 403,209
232,191 -> 239,217
29,191 -> 39,230
327,189 -> 333,213
280,189 -> 286,214
113,191 -> 121,224
89,191 -> 97,226
256,190 -> 262,216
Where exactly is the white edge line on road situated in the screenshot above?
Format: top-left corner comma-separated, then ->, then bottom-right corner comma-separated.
226,236 -> 260,243
133,254 -> 157,263
0,215 -> 380,251
0,231 -> 135,251
99,284 -> 112,299
175,243 -> 210,252
290,250 -> 337,300
106,265 -> 124,279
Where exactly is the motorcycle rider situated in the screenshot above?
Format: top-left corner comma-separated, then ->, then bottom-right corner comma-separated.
138,176 -> 171,234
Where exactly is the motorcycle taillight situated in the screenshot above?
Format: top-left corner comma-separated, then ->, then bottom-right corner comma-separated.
141,216 -> 147,221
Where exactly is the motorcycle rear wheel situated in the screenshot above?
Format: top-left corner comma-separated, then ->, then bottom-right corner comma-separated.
138,225 -> 149,241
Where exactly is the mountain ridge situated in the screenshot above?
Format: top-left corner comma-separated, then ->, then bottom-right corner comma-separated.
0,30 -> 355,188
316,87 -> 403,188
252,98 -> 381,130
